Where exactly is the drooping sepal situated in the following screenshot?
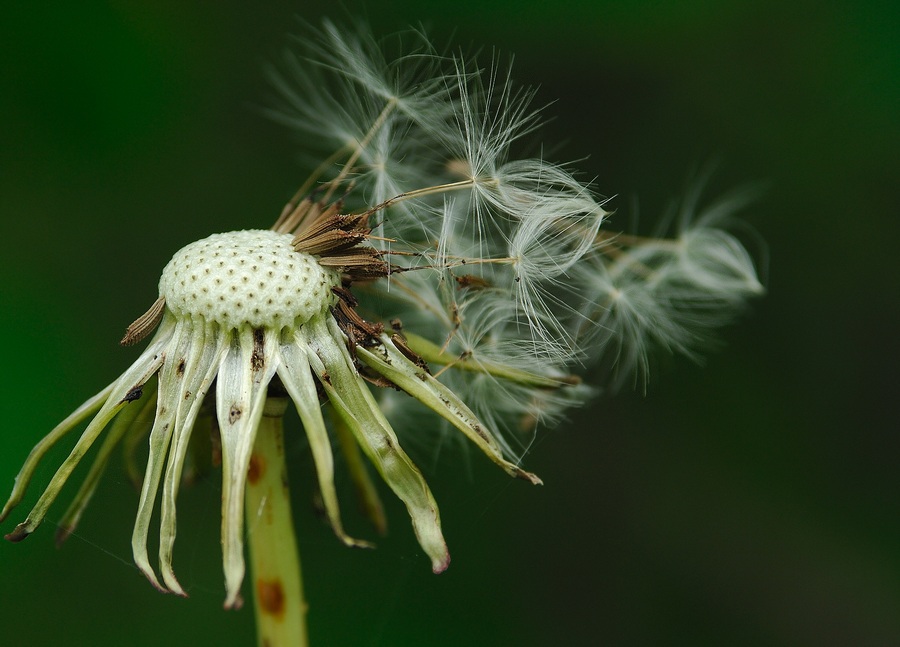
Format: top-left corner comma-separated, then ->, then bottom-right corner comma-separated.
357,335 -> 542,484
303,316 -> 450,573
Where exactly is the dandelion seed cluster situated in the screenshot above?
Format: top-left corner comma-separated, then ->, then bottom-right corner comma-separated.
268,23 -> 613,443
160,230 -> 340,328
2,19 -> 763,621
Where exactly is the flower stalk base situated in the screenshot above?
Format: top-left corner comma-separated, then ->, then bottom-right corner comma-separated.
245,396 -> 308,647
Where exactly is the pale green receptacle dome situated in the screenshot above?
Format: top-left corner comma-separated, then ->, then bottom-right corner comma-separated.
159,230 -> 341,329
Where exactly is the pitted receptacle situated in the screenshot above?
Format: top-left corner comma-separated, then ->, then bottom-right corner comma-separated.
159,230 -> 341,329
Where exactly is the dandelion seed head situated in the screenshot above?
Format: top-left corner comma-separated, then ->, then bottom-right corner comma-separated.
3,18 -> 765,634
160,230 -> 340,329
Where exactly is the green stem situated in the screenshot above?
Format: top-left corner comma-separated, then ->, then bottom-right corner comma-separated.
401,332 -> 580,388
246,397 -> 307,647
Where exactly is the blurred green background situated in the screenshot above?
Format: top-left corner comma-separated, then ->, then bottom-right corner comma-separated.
1,1 -> 897,645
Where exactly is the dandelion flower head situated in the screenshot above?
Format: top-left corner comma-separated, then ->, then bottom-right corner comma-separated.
1,20 -> 763,610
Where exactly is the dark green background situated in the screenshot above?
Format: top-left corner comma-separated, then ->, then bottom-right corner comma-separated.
1,1 -> 897,645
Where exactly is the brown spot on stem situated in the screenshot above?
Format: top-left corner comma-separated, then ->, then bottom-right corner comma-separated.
121,385 -> 144,404
256,579 -> 286,618
176,359 -> 186,376
229,405 -> 242,424
248,453 -> 265,484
